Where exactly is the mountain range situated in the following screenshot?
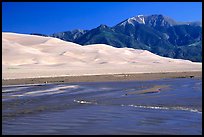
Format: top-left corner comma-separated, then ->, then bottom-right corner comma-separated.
31,14 -> 202,62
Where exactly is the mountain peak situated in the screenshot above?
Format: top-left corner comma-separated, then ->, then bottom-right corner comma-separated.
98,24 -> 108,28
116,14 -> 179,28
119,15 -> 146,26
129,15 -> 145,24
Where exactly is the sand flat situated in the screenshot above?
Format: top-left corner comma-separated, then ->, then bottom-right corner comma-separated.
2,71 -> 202,86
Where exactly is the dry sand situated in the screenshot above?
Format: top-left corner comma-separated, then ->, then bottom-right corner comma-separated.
2,32 -> 202,85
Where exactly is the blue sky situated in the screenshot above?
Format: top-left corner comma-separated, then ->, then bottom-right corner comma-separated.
2,2 -> 202,35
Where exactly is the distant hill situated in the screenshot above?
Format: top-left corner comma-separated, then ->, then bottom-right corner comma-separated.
31,14 -> 202,62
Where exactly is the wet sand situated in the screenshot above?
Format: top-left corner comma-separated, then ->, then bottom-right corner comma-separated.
2,71 -> 202,86
127,85 -> 170,95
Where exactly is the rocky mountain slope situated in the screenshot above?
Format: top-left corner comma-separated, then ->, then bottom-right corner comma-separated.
31,14 -> 202,62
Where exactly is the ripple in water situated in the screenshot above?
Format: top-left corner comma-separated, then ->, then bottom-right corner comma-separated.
2,78 -> 202,135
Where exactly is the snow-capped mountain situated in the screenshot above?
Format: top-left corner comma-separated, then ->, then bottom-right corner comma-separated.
119,15 -> 146,26
116,14 -> 200,28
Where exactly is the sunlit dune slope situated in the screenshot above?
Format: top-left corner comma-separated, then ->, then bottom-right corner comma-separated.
2,32 -> 202,79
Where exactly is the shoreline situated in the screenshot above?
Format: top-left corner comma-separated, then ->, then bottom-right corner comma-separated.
2,71 -> 202,86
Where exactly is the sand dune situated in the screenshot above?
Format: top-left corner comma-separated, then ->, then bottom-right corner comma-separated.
2,32 -> 202,79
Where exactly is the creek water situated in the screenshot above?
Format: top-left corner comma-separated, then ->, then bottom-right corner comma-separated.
2,78 -> 202,135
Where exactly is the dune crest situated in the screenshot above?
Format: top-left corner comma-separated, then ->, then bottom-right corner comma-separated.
2,32 -> 202,79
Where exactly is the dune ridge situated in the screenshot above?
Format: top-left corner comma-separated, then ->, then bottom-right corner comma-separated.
2,32 -> 202,79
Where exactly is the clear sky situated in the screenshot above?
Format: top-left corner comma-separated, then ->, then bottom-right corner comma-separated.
2,2 -> 202,35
